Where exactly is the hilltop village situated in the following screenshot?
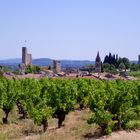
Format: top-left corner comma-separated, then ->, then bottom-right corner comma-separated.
0,47 -> 140,80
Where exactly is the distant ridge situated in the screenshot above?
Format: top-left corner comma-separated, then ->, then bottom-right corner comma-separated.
131,60 -> 138,64
33,58 -> 95,68
0,58 -> 21,65
0,58 -> 95,68
0,58 -> 137,68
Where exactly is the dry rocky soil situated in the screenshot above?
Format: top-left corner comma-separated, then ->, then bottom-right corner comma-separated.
20,109 -> 140,140
0,109 -> 140,140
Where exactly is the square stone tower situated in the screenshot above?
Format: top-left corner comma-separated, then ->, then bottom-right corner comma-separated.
53,60 -> 61,73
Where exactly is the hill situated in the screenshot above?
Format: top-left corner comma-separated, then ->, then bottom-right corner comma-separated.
0,58 -> 95,68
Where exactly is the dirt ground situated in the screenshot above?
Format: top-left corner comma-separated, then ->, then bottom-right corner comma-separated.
0,108 -> 140,140
18,110 -> 140,140
97,130 -> 140,140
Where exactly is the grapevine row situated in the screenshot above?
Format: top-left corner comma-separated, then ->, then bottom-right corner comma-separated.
0,77 -> 140,134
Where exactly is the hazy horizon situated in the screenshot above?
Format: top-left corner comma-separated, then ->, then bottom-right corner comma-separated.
0,56 -> 138,62
0,0 -> 140,61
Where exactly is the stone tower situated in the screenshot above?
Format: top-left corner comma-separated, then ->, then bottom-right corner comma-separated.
22,47 -> 27,65
95,51 -> 102,73
53,60 -> 61,73
22,47 -> 32,65
138,55 -> 140,64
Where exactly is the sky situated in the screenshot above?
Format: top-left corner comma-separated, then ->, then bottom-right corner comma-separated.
0,0 -> 140,61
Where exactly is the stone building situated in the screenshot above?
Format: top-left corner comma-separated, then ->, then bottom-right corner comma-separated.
138,55 -> 140,64
95,51 -> 102,73
53,60 -> 61,73
22,47 -> 32,65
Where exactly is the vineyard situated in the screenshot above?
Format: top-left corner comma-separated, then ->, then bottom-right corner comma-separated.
0,77 -> 140,139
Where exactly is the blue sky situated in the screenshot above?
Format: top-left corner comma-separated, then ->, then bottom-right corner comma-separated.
0,0 -> 140,60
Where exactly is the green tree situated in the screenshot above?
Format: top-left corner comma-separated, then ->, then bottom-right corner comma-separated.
33,66 -> 41,74
76,79 -> 90,109
46,79 -> 77,128
103,63 -> 110,72
118,57 -> 130,71
103,63 -> 117,74
20,78 -> 53,132
1,78 -> 20,123
122,57 -> 130,70
119,63 -> 125,71
25,65 -> 33,74
130,63 -> 139,71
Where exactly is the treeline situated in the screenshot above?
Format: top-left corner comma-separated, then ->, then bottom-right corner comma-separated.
0,77 -> 140,135
103,53 -> 140,73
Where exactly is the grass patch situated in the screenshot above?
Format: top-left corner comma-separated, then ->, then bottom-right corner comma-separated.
125,120 -> 140,130
23,109 -> 98,140
0,108 -> 98,140
128,71 -> 140,78
0,132 -> 6,140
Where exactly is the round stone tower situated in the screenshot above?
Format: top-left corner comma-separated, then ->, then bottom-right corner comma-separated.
22,47 -> 27,65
